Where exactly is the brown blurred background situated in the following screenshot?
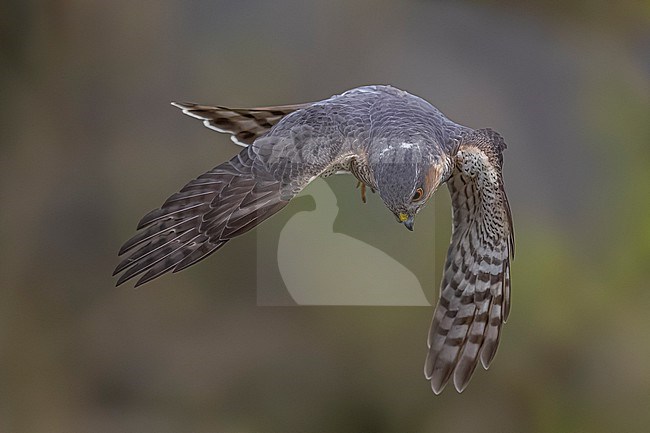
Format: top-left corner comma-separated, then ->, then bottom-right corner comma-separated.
1,1 -> 649,432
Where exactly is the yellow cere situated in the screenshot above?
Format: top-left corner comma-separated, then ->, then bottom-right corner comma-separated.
399,213 -> 408,222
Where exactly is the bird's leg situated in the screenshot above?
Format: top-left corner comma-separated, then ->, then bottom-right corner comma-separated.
356,180 -> 367,203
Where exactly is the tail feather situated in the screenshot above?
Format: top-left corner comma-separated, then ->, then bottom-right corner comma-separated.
172,102 -> 310,146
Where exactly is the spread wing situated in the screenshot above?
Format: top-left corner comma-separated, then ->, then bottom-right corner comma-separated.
171,102 -> 311,146
425,128 -> 514,394
114,103 -> 354,287
113,150 -> 288,287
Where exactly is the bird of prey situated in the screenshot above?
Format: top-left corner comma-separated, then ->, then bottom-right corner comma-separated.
114,85 -> 514,394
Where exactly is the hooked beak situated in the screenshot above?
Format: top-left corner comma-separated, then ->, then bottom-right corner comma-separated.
398,213 -> 414,231
403,216 -> 414,231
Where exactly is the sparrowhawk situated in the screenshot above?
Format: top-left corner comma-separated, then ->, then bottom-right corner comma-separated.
113,85 -> 515,394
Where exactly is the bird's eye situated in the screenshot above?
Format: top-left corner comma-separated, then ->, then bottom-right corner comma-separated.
412,187 -> 424,202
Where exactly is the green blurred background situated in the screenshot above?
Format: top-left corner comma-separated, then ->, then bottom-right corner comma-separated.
1,1 -> 649,432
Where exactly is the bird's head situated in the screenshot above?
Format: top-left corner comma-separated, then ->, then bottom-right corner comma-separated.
374,145 -> 450,231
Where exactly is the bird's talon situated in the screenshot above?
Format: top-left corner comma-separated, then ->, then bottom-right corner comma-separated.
356,181 -> 367,203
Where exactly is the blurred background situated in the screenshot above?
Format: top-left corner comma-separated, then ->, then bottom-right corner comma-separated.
1,0 -> 649,432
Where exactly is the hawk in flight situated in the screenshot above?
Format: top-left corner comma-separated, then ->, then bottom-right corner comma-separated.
114,85 -> 514,394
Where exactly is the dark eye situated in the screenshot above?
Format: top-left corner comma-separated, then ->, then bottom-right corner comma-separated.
412,187 -> 424,202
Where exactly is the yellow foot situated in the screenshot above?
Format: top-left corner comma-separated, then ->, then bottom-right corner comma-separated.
356,181 -> 374,203
356,181 -> 367,203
